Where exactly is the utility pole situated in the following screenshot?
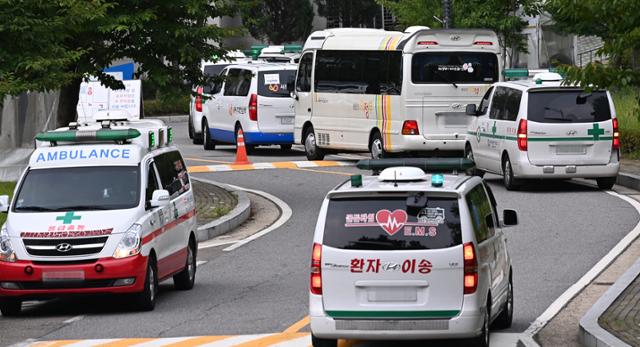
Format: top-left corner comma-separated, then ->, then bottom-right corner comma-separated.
442,0 -> 453,28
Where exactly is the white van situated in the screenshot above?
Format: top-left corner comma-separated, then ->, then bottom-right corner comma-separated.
0,114 -> 197,315
465,72 -> 620,190
201,63 -> 298,152
293,28 -> 501,160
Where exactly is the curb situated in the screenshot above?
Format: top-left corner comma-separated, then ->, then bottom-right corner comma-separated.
148,114 -> 188,123
191,177 -> 251,243
617,172 -> 640,191
579,258 -> 640,347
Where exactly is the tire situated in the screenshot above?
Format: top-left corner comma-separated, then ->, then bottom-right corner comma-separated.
502,156 -> 520,191
493,273 -> 513,329
136,257 -> 158,311
311,335 -> 337,347
280,144 -> 292,151
190,118 -> 204,145
173,240 -> 197,290
304,127 -> 325,161
0,299 -> 22,316
370,131 -> 386,159
465,144 -> 485,177
203,120 -> 216,150
469,298 -> 491,347
188,117 -> 194,139
597,177 -> 616,190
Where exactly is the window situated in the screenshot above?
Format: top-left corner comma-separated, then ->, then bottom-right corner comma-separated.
478,87 -> 494,115
490,87 -> 508,120
237,69 -> 253,96
202,64 -> 229,94
145,162 -> 160,203
154,151 -> 190,198
322,196 -> 462,250
296,53 -> 313,92
527,90 -> 612,123
223,69 -> 252,96
258,70 -> 296,98
314,50 -> 402,95
465,185 -> 496,243
504,88 -> 523,121
412,52 -> 499,84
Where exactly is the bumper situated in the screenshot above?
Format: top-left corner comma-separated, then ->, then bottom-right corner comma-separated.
192,111 -> 203,135
244,132 -> 294,145
388,135 -> 466,153
0,255 -> 148,299
513,156 -> 620,179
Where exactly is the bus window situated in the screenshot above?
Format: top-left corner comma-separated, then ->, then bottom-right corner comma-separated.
412,52 -> 499,84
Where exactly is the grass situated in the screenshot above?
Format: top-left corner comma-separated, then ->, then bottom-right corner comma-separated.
612,87 -> 640,159
198,205 -> 233,221
0,182 -> 16,226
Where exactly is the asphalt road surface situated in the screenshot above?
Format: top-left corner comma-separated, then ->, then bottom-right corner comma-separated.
1,119 -> 637,347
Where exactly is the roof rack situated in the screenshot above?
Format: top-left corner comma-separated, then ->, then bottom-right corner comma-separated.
357,158 -> 475,173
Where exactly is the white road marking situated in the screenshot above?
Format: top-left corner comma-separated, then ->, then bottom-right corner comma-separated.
520,189 -> 640,346
198,334 -> 272,346
196,260 -> 207,267
270,335 -> 311,347
130,337 -> 191,347
62,315 -> 84,324
198,239 -> 238,250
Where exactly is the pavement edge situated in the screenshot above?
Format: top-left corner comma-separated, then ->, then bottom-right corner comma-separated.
191,177 -> 251,242
617,172 -> 640,192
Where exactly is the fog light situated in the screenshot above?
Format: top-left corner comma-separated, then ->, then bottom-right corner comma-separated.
24,266 -> 33,275
113,278 -> 135,287
1,282 -> 20,289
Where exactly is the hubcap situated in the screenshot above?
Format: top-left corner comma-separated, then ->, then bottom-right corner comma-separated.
371,138 -> 383,159
149,267 -> 156,302
187,247 -> 195,280
305,133 -> 317,156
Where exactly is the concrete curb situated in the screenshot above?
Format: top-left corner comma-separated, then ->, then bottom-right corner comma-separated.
617,172 -> 640,192
579,258 -> 640,347
191,177 -> 251,243
148,115 -> 188,123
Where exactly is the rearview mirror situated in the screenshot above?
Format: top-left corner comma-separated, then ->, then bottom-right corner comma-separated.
0,195 -> 8,213
503,209 -> 518,226
406,193 -> 427,209
149,190 -> 170,208
465,104 -> 478,116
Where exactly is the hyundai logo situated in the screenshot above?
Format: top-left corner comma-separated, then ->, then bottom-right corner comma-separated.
55,243 -> 73,252
567,130 -> 578,136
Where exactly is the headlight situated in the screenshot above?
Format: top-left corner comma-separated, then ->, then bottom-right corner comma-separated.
0,224 -> 16,263
113,224 -> 142,259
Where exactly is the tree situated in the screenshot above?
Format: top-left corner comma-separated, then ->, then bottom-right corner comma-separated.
546,0 -> 640,90
237,0 -> 313,44
314,0 -> 382,28
0,0 -> 236,126
377,0 -> 442,29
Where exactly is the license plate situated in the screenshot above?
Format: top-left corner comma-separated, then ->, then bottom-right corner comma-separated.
367,287 -> 418,302
556,145 -> 586,155
280,117 -> 294,125
43,271 -> 85,281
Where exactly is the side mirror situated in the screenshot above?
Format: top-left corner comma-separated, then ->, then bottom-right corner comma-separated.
465,104 -> 478,116
149,190 -> 170,208
0,195 -> 8,213
502,209 -> 518,226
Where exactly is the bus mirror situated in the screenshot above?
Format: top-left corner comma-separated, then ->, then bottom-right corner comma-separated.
465,104 -> 477,116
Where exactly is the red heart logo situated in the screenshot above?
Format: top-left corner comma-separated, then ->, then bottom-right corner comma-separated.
375,209 -> 408,236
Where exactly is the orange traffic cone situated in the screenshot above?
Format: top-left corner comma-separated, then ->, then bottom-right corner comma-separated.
234,129 -> 251,165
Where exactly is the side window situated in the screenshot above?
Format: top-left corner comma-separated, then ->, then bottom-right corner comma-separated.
223,69 -> 241,96
154,151 -> 190,198
466,184 -> 496,242
478,87 -> 494,115
489,87 -> 508,120
211,69 -> 227,95
236,69 -> 253,96
504,88 -> 523,121
296,53 -> 313,92
145,162 -> 160,203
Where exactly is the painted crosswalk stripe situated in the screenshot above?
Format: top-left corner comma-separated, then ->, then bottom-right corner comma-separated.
187,161 -> 354,173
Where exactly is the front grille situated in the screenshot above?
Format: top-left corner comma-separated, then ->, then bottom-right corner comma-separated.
17,279 -> 115,290
335,319 -> 449,331
23,237 -> 108,257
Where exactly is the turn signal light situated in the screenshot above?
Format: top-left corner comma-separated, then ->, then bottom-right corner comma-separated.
249,94 -> 258,121
402,120 -> 420,135
517,119 -> 528,151
613,118 -> 620,150
195,86 -> 203,112
310,243 -> 322,295
463,242 -> 478,294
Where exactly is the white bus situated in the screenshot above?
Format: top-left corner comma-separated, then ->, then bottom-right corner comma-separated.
293,28 -> 501,160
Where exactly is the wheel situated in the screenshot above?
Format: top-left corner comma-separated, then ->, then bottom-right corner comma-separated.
311,335 -> 337,347
203,120 -> 216,150
136,257 -> 158,311
370,131 -> 386,159
0,299 -> 22,316
493,273 -> 513,329
173,240 -> 197,290
304,127 -> 325,161
465,144 -> 485,177
502,156 -> 520,191
280,144 -> 292,151
597,177 -> 616,190
469,298 -> 490,347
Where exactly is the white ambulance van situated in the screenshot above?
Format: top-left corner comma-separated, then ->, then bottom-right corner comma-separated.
293,28 -> 501,160
0,113 -> 197,316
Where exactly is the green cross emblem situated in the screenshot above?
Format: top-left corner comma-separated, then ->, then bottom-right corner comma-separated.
491,121 -> 497,136
56,211 -> 81,225
587,123 -> 604,141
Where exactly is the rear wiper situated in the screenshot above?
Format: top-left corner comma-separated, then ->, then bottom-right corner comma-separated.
434,70 -> 458,88
543,116 -> 573,122
14,206 -> 55,212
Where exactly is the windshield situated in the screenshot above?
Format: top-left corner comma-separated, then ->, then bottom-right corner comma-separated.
412,52 -> 499,84
13,166 -> 140,212
527,90 -> 612,123
323,196 -> 461,251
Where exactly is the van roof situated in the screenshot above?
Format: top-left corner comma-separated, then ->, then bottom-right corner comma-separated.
225,62 -> 298,71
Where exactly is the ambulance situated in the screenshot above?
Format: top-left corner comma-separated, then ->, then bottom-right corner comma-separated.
293,27 -> 501,160
0,112 -> 197,316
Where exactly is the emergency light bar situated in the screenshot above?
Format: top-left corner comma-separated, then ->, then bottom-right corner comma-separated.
357,158 -> 475,173
36,129 -> 141,143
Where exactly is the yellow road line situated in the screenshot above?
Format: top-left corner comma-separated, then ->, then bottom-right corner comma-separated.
187,166 -> 213,173
290,167 -> 353,177
272,162 -> 299,169
30,341 -> 81,347
162,335 -> 230,347
94,338 -> 155,347
283,316 -> 310,333
185,157 -> 232,164
232,333 -> 307,347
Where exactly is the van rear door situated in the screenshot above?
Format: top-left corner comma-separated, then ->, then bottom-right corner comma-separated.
256,70 -> 296,134
320,194 -> 464,319
526,90 -> 614,165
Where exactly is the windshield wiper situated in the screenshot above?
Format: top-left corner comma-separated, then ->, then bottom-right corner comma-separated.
52,205 -> 110,211
14,206 -> 55,212
434,70 -> 458,88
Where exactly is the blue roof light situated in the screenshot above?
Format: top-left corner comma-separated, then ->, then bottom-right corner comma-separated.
431,174 -> 444,187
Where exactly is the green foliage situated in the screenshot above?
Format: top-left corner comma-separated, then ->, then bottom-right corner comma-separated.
237,0 -> 313,44
144,95 -> 190,116
0,182 -> 16,226
547,0 -> 640,90
612,88 -> 640,157
377,0 -> 442,28
315,0 -> 383,28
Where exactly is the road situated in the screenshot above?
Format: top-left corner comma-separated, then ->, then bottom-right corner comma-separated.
1,119 -> 638,347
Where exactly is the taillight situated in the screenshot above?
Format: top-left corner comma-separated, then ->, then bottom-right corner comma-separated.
517,119 -> 528,151
417,41 -> 438,46
310,243 -> 322,295
249,94 -> 258,121
463,242 -> 478,294
195,86 -> 203,112
473,41 -> 493,46
402,120 -> 420,135
612,118 -> 620,150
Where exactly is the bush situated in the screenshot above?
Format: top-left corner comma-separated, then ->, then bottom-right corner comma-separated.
612,88 -> 640,157
144,94 -> 190,116
0,182 -> 16,226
